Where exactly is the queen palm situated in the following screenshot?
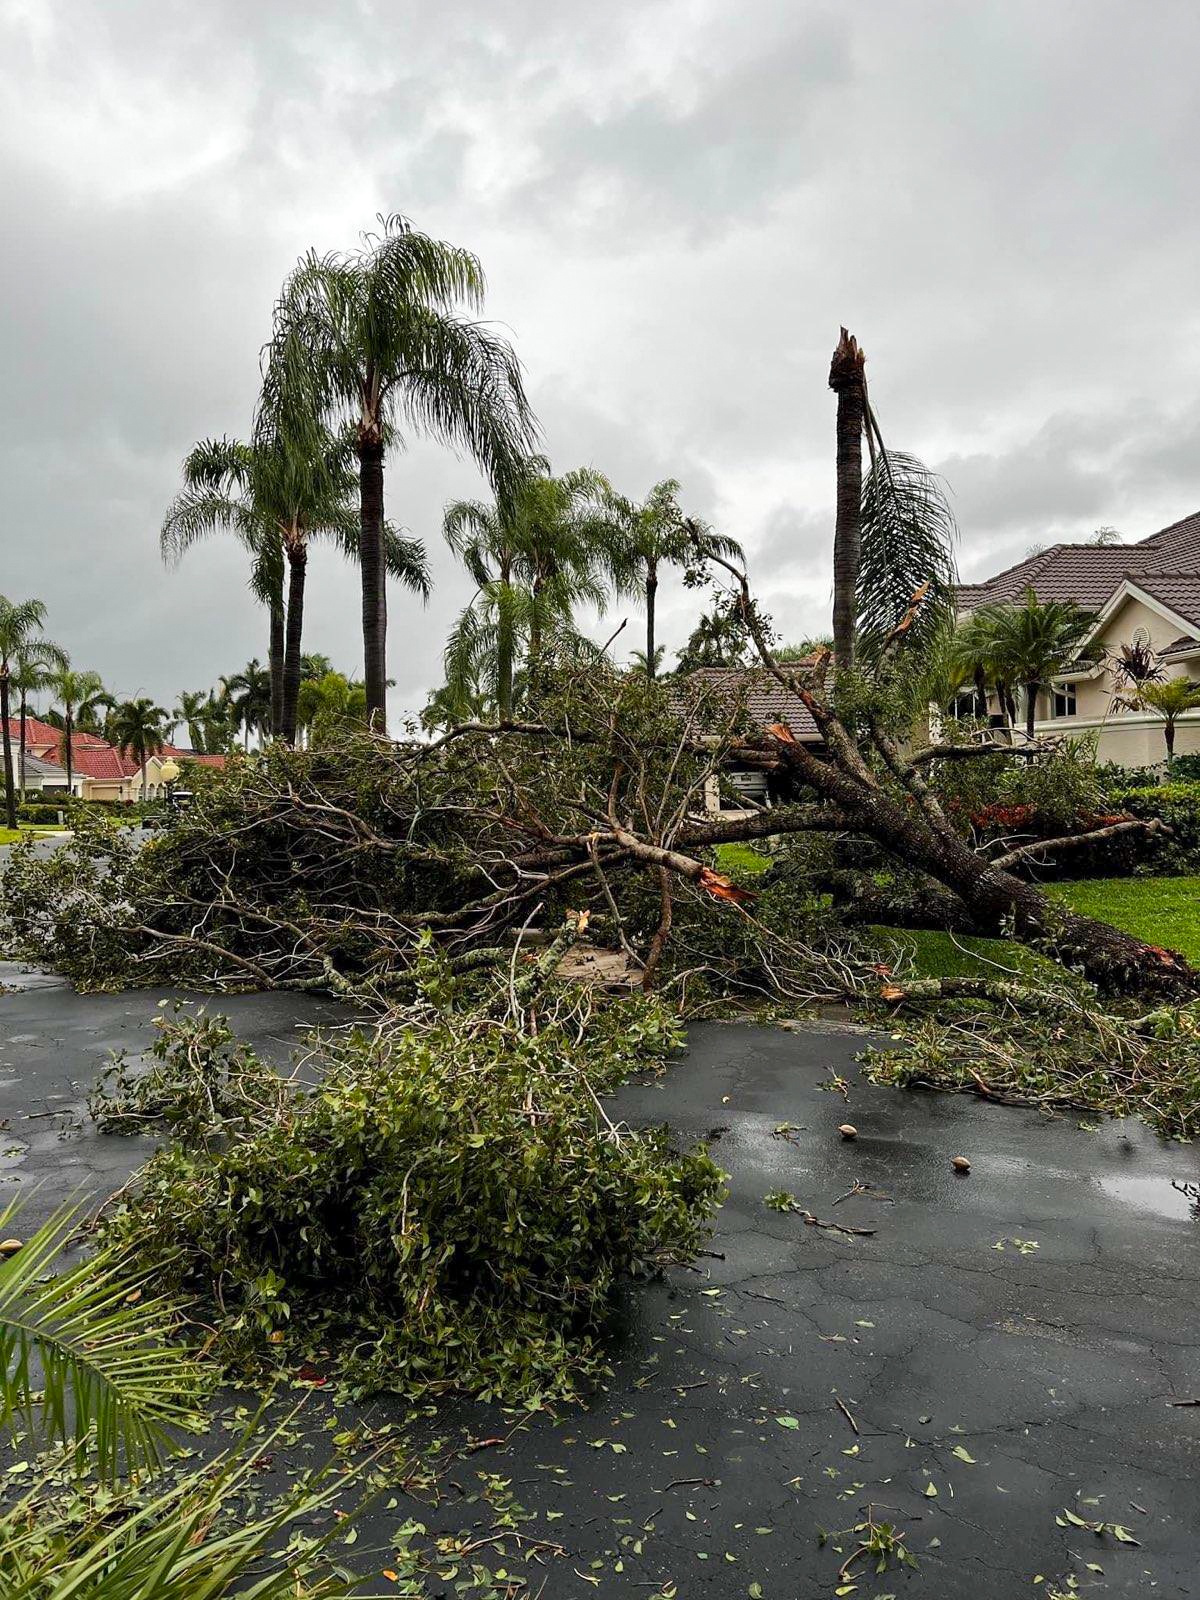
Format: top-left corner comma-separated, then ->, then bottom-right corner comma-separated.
442,463 -> 618,722
109,697 -> 169,800
47,667 -> 110,802
163,431 -> 427,742
973,589 -> 1099,739
607,480 -> 744,679
262,214 -> 538,729
11,638 -> 68,796
0,596 -> 52,828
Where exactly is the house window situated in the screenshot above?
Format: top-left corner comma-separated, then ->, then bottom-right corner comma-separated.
1051,682 -> 1077,718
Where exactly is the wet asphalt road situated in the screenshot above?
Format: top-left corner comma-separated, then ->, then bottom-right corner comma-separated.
1,966 -> 1199,1597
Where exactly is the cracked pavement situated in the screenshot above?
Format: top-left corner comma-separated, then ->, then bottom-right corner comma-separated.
2,969 -> 1199,1596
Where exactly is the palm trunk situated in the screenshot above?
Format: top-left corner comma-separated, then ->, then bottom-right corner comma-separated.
529,578 -> 543,680
281,543 -> 307,745
18,692 -> 27,796
973,666 -> 988,719
497,566 -> 514,722
645,562 -> 658,678
63,709 -> 73,795
358,433 -> 387,732
1165,719 -> 1176,763
1024,680 -> 1038,741
1,674 -> 16,830
829,328 -> 867,670
268,600 -> 285,741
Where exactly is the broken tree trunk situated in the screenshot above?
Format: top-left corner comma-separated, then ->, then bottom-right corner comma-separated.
829,328 -> 867,671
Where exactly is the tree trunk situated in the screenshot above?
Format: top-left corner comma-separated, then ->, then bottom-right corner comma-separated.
268,601 -> 285,741
63,709 -> 73,796
973,665 -> 988,719
646,561 -> 658,678
770,735 -> 1195,998
281,542 -> 307,745
1,674 -> 15,830
497,560 -> 514,721
1165,719 -> 1176,763
18,692 -> 27,797
358,433 -> 388,732
829,328 -> 867,671
1024,680 -> 1038,741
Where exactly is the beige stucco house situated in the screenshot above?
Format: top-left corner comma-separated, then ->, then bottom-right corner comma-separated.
956,511 -> 1200,766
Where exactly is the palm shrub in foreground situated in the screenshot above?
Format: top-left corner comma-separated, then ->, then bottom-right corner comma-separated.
0,1204 -> 361,1598
95,989 -> 724,1401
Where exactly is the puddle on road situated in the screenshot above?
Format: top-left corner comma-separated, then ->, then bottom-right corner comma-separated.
1095,1172 -> 1199,1221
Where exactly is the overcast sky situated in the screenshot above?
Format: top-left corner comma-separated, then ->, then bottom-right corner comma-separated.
4,0 -> 1199,730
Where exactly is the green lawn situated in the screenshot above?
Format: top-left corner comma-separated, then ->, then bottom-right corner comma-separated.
1048,876 -> 1200,965
711,840 -> 1199,978
0,825 -> 64,846
887,876 -> 1200,980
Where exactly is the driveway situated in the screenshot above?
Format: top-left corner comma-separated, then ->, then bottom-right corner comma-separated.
1,970 -> 1198,1596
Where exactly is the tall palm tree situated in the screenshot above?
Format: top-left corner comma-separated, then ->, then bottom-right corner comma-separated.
262,214 -> 539,729
173,688 -> 210,752
442,464 -> 617,721
973,589 -> 1099,740
163,432 -> 427,742
0,596 -> 51,828
675,605 -> 750,671
109,697 -> 169,800
47,668 -> 110,804
1133,676 -> 1200,764
11,638 -> 68,796
222,660 -> 273,749
606,481 -> 744,679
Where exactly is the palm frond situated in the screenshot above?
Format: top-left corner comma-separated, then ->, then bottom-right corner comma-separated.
0,1200 -> 200,1478
857,448 -> 957,660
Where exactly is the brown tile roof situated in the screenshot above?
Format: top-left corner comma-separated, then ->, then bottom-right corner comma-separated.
1160,635 -> 1200,658
957,510 -> 1200,624
1130,574 -> 1200,629
670,668 -> 821,741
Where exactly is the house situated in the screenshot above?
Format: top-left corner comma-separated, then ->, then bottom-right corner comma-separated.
670,666 -> 822,813
4,717 -> 226,801
956,510 -> 1200,765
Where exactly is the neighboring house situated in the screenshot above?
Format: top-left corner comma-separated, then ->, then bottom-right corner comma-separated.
4,718 -> 226,800
670,666 -> 822,813
956,510 -> 1200,765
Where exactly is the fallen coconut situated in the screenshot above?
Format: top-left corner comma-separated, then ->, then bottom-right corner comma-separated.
838,1123 -> 858,1140
952,1156 -> 971,1173
0,1239 -> 23,1256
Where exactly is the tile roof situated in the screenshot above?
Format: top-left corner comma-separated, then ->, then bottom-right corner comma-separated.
19,752 -> 67,777
670,668 -> 821,740
1161,635 -> 1200,658
957,510 -> 1200,626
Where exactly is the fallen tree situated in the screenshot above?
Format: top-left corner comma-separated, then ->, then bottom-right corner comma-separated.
1,329 -> 1192,1004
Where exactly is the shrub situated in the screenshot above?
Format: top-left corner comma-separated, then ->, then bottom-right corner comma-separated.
97,996 -> 724,1402
16,802 -> 67,825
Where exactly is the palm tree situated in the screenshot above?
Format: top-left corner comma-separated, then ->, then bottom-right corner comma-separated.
607,481 -> 744,679
296,670 -> 368,747
109,697 -> 169,800
442,464 -> 618,720
1133,676 -> 1200,764
675,605 -> 750,671
973,589 -> 1099,739
163,432 -> 427,742
11,638 -> 68,797
629,645 -> 667,677
47,667 -> 110,801
222,660 -> 273,749
173,688 -> 211,752
262,214 -> 539,729
0,597 -> 52,828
